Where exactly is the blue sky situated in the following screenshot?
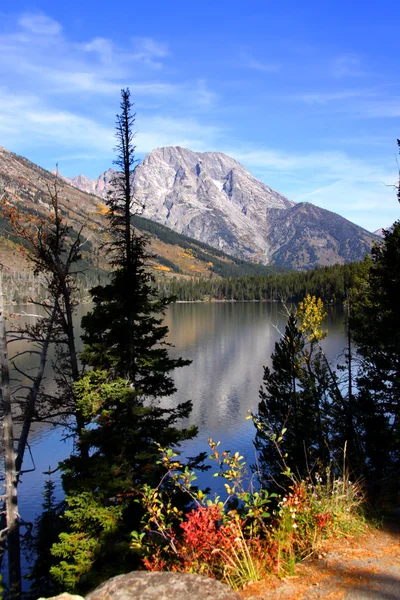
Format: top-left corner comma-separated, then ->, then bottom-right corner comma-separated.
1,1 -> 399,232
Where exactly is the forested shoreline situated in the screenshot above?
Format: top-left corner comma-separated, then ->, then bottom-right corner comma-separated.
2,257 -> 366,306
157,260 -> 366,304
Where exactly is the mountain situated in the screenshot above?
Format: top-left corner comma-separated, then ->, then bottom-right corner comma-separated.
0,146 -> 276,288
374,225 -> 393,237
66,146 -> 377,269
55,169 -> 114,198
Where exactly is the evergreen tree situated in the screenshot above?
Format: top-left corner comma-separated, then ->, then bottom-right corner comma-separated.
50,89 -> 198,593
351,222 -> 400,482
255,296 -> 357,483
255,310 -> 328,481
255,313 -> 308,478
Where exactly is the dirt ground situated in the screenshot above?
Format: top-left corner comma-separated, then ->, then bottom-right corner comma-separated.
239,520 -> 400,600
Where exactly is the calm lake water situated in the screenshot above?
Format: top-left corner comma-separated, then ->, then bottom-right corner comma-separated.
4,302 -> 348,581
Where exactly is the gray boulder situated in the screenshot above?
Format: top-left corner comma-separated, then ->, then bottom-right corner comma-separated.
85,571 -> 242,600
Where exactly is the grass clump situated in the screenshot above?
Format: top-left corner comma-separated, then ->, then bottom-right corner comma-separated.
274,471 -> 366,575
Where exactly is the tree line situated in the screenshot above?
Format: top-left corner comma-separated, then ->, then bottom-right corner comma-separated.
157,260 -> 366,303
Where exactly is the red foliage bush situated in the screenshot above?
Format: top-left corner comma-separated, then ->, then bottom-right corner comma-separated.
315,512 -> 332,530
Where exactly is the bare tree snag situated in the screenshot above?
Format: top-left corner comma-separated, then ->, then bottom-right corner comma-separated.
0,265 -> 21,599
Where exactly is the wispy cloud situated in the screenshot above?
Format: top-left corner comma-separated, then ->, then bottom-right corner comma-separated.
224,145 -> 398,231
294,87 -> 400,121
0,9 -> 398,232
194,79 -> 218,105
247,59 -> 279,73
358,99 -> 400,118
0,28 -> 170,91
240,52 -> 279,73
0,89 -> 114,153
83,37 -> 113,65
131,37 -> 169,68
299,89 -> 375,104
18,12 -> 62,36
136,116 -> 224,153
0,81 -> 222,164
0,9 -> 218,150
332,54 -> 367,78
230,146 -> 396,183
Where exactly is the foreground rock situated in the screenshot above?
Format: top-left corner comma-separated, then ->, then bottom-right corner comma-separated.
38,594 -> 84,600
85,572 -> 242,600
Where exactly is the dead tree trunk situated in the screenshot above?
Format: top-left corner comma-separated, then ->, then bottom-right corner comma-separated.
0,265 -> 21,599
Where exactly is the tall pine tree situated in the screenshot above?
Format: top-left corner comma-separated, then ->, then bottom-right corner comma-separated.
50,89 -> 198,593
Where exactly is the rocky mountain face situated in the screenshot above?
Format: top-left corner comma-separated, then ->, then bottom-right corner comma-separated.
69,169 -> 114,197
66,146 -> 376,269
1,145 -> 267,280
265,202 -> 375,269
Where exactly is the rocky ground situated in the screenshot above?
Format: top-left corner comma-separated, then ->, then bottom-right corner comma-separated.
239,520 -> 400,600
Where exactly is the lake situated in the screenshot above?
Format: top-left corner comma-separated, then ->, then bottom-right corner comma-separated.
3,301 -> 348,581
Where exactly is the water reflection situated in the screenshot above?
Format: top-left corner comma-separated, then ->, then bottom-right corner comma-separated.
166,303 -> 345,436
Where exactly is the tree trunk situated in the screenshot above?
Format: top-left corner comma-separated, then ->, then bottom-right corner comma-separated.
0,265 -> 21,599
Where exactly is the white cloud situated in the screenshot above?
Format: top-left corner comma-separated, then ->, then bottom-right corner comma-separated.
295,87 -> 400,120
0,81 -> 221,159
247,59 -> 279,73
18,13 -> 62,36
0,14 -> 213,107
1,10 -> 397,232
0,89 -> 114,154
223,145 -> 399,231
228,147 -> 395,184
135,37 -> 169,58
359,99 -> 400,118
194,79 -> 218,105
27,66 -> 122,95
294,178 -> 397,232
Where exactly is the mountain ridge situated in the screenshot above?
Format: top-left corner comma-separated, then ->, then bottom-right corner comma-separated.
63,146 -> 377,269
0,145 -> 278,285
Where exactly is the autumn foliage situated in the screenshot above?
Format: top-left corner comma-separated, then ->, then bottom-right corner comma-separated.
131,437 -> 365,589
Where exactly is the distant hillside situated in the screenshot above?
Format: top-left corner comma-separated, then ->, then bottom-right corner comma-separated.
133,215 -> 284,278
